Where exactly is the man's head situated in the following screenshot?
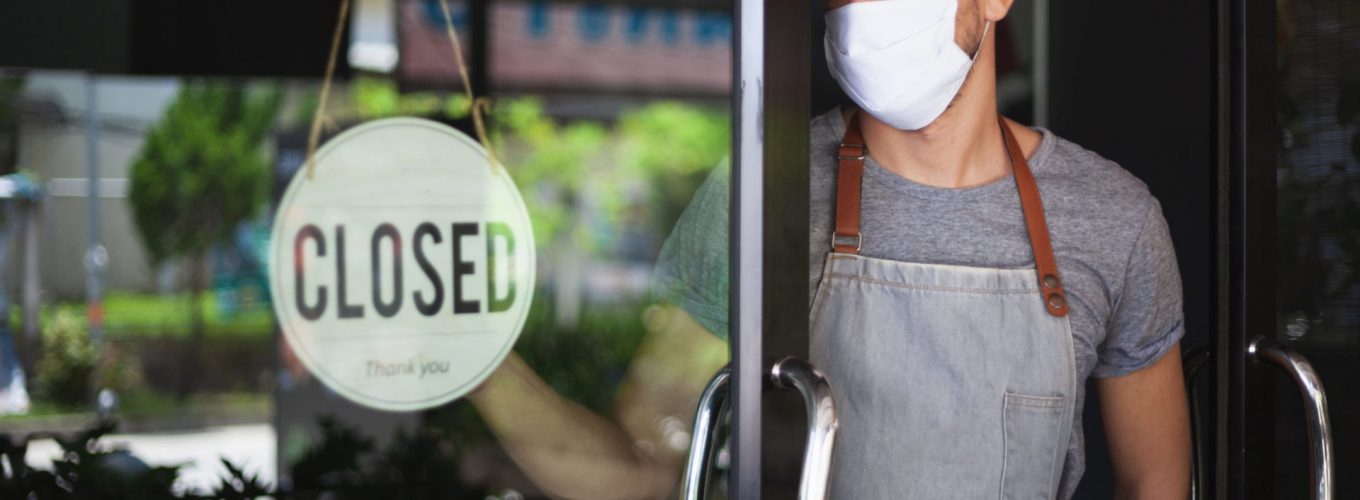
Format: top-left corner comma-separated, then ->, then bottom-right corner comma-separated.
822,0 -> 1016,131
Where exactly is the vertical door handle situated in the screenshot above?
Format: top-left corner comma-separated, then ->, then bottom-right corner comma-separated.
1248,336 -> 1334,500
1182,345 -> 1211,500
681,366 -> 731,500
680,358 -> 839,500
770,357 -> 838,500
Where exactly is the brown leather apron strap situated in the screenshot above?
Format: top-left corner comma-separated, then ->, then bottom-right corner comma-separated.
1000,116 -> 1070,317
833,114 -> 868,254
831,111 -> 1070,317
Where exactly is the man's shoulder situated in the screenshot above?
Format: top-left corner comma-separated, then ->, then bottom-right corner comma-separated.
1037,132 -> 1161,238
1040,132 -> 1149,192
810,107 -> 845,147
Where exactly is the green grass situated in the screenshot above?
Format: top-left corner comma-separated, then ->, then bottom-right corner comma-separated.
0,390 -> 271,424
12,291 -> 275,339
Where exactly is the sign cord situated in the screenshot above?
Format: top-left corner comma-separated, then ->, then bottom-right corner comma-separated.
304,0 -> 501,181
304,0 -> 351,180
437,0 -> 501,170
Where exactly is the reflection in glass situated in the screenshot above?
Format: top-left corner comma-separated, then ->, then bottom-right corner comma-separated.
1275,0 -> 1359,497
0,0 -> 732,496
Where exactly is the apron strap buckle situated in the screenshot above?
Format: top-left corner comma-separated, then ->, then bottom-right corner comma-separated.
832,232 -> 863,253
838,142 -> 868,161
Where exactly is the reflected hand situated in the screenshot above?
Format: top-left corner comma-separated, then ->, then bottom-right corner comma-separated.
466,303 -> 728,499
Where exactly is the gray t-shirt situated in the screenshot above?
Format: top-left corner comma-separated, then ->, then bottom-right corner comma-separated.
653,108 -> 1184,498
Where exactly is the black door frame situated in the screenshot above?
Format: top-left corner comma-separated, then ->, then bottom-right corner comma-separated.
1221,0 -> 1277,497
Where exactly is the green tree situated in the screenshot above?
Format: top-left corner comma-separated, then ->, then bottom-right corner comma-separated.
127,81 -> 280,397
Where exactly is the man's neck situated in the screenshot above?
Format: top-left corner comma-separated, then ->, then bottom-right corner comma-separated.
851,42 -> 1015,190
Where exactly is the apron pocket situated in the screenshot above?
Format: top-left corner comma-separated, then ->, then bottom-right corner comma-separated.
1000,392 -> 1066,500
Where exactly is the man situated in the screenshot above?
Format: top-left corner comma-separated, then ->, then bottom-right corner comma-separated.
472,0 -> 1190,497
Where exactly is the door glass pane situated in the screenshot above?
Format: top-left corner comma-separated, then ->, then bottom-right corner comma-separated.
0,1 -> 733,497
1275,0 -> 1359,496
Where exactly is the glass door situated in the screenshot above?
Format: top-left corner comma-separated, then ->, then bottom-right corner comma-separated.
0,0 -> 776,498
1228,0 -> 1355,497
274,1 -> 749,497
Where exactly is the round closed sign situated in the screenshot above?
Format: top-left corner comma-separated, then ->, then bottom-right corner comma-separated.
269,118 -> 535,411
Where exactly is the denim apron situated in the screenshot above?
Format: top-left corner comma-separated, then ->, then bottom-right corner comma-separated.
810,112 -> 1077,499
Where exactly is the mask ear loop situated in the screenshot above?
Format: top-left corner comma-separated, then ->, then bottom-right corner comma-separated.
969,20 -> 991,62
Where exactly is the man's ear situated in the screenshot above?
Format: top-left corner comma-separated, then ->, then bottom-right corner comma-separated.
982,0 -> 1015,22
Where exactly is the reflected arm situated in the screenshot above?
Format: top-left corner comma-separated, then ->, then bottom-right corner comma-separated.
469,304 -> 728,499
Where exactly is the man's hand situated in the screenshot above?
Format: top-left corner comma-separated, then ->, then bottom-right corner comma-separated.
1096,343 -> 1191,500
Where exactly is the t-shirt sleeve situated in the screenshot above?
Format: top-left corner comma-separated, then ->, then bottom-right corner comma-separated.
651,159 -> 732,341
1092,199 -> 1185,378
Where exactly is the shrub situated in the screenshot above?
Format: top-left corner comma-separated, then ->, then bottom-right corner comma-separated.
34,311 -> 97,408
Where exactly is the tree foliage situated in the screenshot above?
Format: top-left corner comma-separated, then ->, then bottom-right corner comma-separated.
616,101 -> 730,239
307,77 -> 731,259
128,81 -> 281,266
488,97 -> 729,252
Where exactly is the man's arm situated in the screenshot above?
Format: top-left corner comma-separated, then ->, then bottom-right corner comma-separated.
469,304 -> 728,499
1095,343 -> 1191,500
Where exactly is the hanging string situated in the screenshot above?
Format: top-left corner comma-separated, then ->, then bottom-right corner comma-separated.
304,0 -> 351,180
304,0 -> 500,180
437,0 -> 500,170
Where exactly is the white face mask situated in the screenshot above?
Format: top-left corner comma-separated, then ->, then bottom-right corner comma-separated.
824,0 -> 989,131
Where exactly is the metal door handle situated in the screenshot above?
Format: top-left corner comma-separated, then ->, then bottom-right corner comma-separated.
770,357 -> 838,500
681,366 -> 730,500
1182,346 -> 1211,500
680,358 -> 838,500
1248,336 -> 1334,500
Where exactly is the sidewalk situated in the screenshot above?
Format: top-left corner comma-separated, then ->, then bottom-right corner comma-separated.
24,423 -> 275,495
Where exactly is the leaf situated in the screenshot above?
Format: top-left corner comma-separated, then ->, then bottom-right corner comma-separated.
213,458 -> 271,498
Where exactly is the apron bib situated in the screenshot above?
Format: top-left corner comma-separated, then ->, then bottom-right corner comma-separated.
811,112 -> 1077,499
